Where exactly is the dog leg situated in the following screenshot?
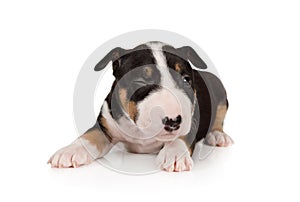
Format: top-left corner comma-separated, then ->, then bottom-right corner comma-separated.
205,103 -> 233,147
48,126 -> 113,168
156,139 -> 193,172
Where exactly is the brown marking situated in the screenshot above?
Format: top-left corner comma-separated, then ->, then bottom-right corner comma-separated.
100,117 -> 108,128
118,88 -> 138,121
211,104 -> 228,132
100,116 -> 113,141
144,66 -> 153,77
81,128 -> 111,155
119,88 -> 128,111
192,90 -> 196,107
128,101 -> 138,121
175,63 -> 182,73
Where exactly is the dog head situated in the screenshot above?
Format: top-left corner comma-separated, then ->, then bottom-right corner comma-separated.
95,42 -> 206,141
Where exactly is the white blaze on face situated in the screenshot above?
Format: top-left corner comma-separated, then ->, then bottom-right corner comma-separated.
135,42 -> 193,138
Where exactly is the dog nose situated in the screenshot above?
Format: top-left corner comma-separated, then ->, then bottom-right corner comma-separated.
162,115 -> 182,132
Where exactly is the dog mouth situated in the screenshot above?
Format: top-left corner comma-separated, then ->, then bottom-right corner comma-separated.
155,132 -> 178,141
164,125 -> 180,132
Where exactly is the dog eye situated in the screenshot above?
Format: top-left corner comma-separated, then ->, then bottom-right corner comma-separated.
182,75 -> 191,85
133,79 -> 147,86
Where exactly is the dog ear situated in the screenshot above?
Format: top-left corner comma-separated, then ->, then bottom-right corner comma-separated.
94,47 -> 126,71
177,46 -> 207,69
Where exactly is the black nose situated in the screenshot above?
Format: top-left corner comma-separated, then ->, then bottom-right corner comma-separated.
162,115 -> 182,132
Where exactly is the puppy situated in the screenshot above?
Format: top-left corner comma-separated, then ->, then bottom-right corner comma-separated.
48,41 -> 233,172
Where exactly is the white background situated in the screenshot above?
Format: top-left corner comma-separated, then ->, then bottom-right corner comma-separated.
0,0 -> 299,201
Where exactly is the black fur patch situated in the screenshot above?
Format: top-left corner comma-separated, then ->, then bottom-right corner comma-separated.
130,84 -> 160,103
163,45 -> 195,105
104,45 -> 162,119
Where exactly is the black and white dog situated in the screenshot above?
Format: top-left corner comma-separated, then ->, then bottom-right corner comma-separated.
48,41 -> 233,172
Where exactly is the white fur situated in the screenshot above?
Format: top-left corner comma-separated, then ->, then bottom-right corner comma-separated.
136,89 -> 192,139
205,130 -> 234,147
139,42 -> 192,136
101,101 -> 166,152
146,42 -> 175,88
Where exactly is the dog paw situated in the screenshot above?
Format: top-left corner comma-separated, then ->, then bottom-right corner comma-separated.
156,139 -> 193,172
48,140 -> 94,168
205,130 -> 233,147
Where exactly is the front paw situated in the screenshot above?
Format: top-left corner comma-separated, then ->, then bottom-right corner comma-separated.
205,130 -> 234,147
48,139 -> 94,168
156,139 -> 193,172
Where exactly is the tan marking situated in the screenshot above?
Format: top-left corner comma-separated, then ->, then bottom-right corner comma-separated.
175,63 -> 182,73
192,90 -> 197,113
144,66 -> 153,77
211,104 -> 228,132
100,117 -> 113,141
100,117 -> 108,129
128,101 -> 138,121
119,88 -> 128,111
81,128 -> 111,156
118,88 -> 138,121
